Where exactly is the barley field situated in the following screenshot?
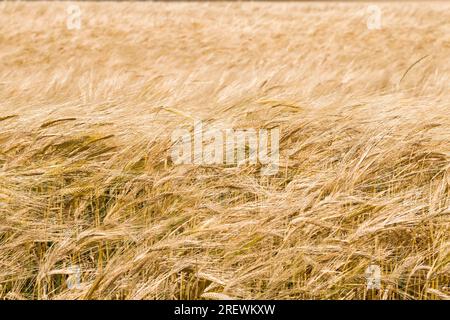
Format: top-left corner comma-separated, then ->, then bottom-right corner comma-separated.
0,1 -> 449,300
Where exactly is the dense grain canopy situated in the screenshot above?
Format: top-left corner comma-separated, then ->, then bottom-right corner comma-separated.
0,1 -> 449,300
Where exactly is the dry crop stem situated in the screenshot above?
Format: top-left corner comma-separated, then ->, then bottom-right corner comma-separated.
0,1 -> 449,300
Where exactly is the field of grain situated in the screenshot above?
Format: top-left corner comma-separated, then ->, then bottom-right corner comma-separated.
0,1 -> 449,299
